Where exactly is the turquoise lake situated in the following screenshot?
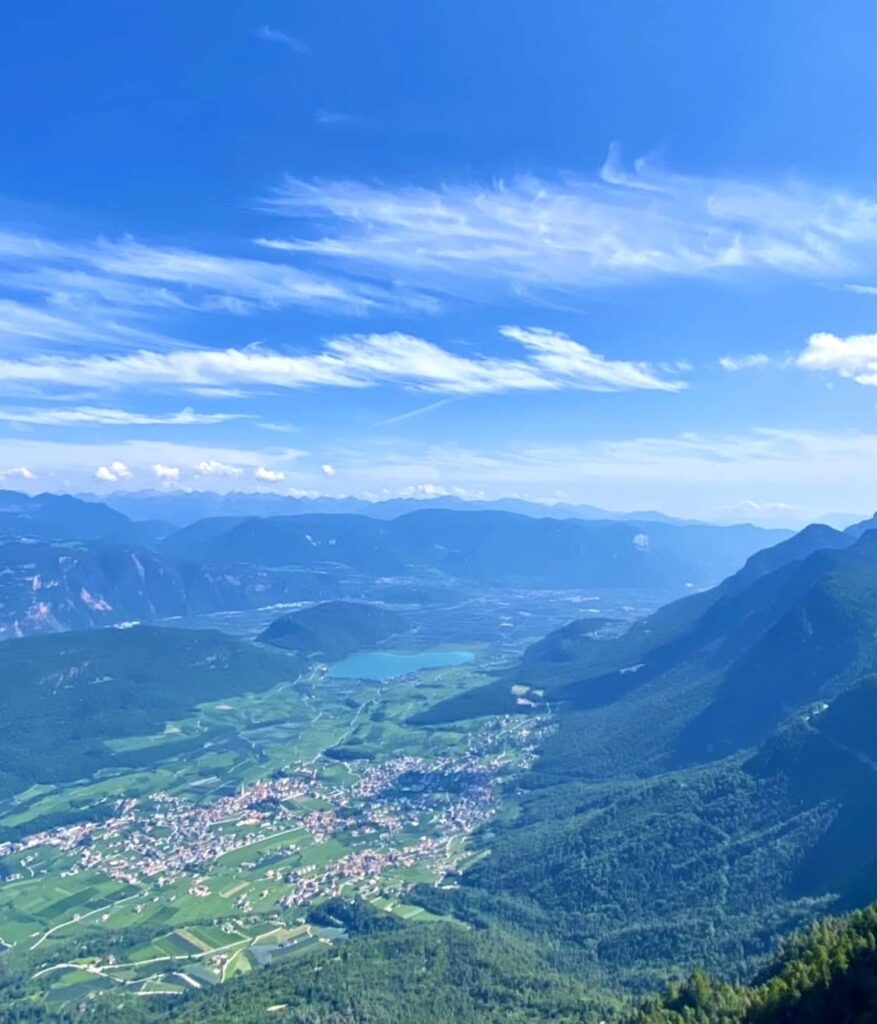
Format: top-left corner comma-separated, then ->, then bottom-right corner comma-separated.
328,650 -> 473,680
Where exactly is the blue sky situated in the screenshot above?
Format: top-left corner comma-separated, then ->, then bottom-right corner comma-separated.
0,0 -> 874,523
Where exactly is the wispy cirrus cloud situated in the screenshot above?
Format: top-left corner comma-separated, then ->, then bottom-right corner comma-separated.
0,406 -> 245,426
1,152 -> 871,362
83,238 -> 376,311
502,326 -> 685,391
0,296 -> 173,351
253,26 -> 308,52
258,146 -> 875,299
0,327 -> 686,396
314,109 -> 358,128
796,331 -> 877,386
0,229 -> 428,356
718,353 -> 772,372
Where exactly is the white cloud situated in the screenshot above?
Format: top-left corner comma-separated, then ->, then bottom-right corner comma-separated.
94,460 -> 132,483
195,460 -> 244,477
258,421 -> 298,433
0,297 -> 120,344
0,438 -> 308,492
0,328 -> 685,396
0,231 -> 410,357
314,109 -> 357,128
719,499 -> 802,524
320,464 -> 337,477
0,406 -> 243,426
500,326 -> 685,391
718,353 -> 772,372
398,483 -> 485,500
254,26 -> 307,52
845,284 -> 877,296
322,332 -> 554,394
0,466 -> 36,481
1,153 -> 872,364
796,331 -> 877,386
255,467 -> 285,482
739,500 -> 797,511
260,149 -> 875,297
83,239 -> 376,312
153,463 -> 181,481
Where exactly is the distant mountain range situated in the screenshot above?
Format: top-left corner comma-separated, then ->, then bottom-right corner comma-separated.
0,489 -> 796,638
0,489 -> 168,546
84,488 -> 707,529
161,508 -> 791,589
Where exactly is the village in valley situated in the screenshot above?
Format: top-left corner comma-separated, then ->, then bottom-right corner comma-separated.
0,656 -> 549,1004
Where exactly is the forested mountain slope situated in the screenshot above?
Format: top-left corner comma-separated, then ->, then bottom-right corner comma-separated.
165,903 -> 876,1024
5,902 -> 871,1024
417,521 -> 871,729
143,921 -> 609,1024
410,527 -> 875,988
0,626 -> 301,798
544,530 -> 876,773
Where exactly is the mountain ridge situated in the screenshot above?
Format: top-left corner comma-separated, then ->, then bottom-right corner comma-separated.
160,508 -> 792,591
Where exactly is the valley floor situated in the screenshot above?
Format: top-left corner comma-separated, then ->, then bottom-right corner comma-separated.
0,652 -> 548,1008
